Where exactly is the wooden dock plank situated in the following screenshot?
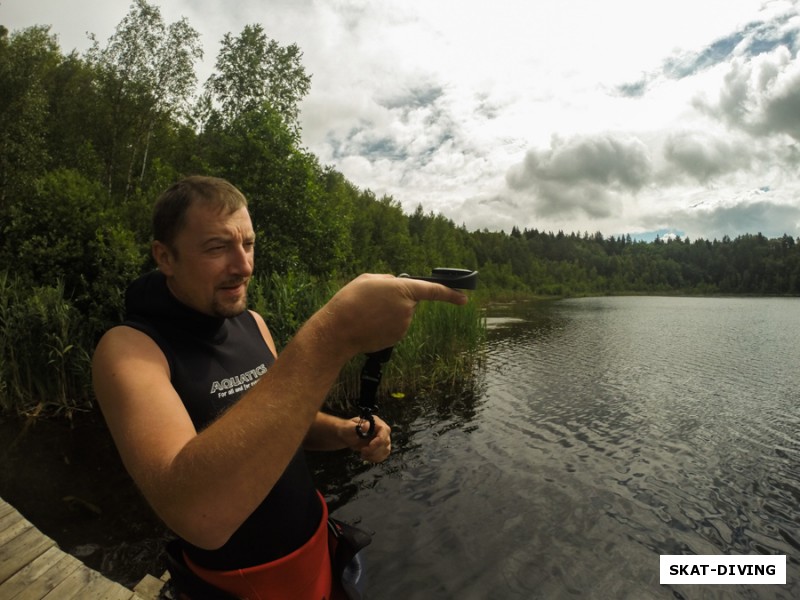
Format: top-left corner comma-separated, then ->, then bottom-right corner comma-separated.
0,500 -> 17,520
0,502 -> 19,518
0,507 -> 22,527
0,496 -> 157,600
0,526 -> 56,584
0,511 -> 33,545
0,548 -> 82,600
132,573 -> 168,599
39,562 -> 132,600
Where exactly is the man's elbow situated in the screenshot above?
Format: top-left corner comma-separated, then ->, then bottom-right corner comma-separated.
162,509 -> 238,550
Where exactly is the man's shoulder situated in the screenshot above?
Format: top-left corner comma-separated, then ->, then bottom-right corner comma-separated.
93,325 -> 173,394
243,310 -> 276,357
94,324 -> 169,369
245,309 -> 266,326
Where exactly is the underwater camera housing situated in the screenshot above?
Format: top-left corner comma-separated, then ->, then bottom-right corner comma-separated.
399,267 -> 478,290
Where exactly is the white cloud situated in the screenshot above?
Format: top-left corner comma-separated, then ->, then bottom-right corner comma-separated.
4,0 -> 800,238
695,45 -> 800,139
662,130 -> 753,182
506,133 -> 652,219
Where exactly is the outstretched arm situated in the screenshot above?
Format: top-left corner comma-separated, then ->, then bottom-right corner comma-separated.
93,274 -> 465,550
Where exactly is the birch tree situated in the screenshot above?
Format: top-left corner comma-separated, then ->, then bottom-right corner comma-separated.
86,0 -> 202,196
204,24 -> 311,140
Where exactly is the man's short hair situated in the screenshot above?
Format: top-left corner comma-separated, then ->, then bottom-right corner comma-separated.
153,176 -> 248,247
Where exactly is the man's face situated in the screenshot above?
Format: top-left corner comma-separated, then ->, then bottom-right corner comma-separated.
153,202 -> 255,318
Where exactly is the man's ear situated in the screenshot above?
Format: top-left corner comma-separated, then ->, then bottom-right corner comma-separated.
152,240 -> 175,275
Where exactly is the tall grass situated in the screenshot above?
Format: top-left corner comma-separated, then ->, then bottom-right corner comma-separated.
0,269 -> 485,417
326,294 -> 486,411
247,270 -> 338,351
0,272 -> 92,416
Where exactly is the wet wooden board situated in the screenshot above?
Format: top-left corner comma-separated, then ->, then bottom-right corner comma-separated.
0,497 -> 155,599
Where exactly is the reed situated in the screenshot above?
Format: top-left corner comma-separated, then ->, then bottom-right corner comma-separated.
0,272 -> 92,416
326,296 -> 486,411
247,270 -> 337,351
0,269 -> 485,417
248,271 -> 487,410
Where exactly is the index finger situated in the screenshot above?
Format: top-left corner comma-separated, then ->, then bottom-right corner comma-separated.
400,278 -> 468,305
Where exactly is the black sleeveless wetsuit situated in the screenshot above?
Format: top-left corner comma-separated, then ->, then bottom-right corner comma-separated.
122,271 -> 322,570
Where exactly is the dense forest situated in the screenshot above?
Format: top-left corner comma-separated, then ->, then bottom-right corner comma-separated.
1,1 -> 799,414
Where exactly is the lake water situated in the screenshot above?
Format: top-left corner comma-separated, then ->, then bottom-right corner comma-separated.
1,296 -> 798,598
316,296 -> 800,599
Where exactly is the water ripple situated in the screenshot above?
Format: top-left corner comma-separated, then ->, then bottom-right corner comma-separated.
328,297 -> 800,599
475,297 -> 800,598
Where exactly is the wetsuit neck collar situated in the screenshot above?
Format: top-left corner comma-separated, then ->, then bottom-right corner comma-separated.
125,270 -> 229,343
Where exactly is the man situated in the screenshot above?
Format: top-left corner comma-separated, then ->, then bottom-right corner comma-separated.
92,176 -> 467,599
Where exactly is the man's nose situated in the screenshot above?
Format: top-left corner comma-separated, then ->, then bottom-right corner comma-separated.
230,244 -> 254,276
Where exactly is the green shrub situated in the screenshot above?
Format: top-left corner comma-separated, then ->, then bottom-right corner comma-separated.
0,274 -> 91,415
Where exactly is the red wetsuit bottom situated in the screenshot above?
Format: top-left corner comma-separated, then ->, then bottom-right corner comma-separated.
184,493 -> 347,600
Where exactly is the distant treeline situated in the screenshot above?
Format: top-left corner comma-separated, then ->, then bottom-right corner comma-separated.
1,4 -> 798,414
476,228 -> 800,296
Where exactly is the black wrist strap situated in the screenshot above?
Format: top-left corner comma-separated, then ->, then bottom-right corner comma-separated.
356,347 -> 393,439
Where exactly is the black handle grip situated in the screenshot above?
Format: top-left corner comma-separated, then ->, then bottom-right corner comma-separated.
398,268 -> 478,290
355,268 -> 477,441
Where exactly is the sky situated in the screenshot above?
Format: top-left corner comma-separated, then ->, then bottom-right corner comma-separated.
3,0 -> 800,241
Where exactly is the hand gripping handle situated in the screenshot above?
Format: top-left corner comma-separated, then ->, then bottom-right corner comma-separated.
355,268 -> 478,440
